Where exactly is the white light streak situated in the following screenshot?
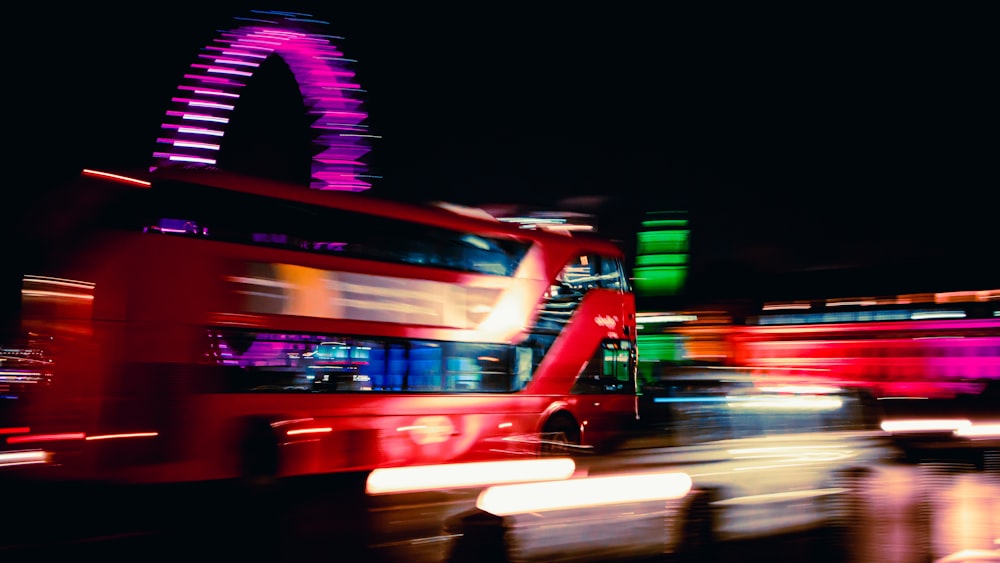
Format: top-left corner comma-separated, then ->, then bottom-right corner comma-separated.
22,275 -> 95,289
881,418 -> 972,433
175,126 -> 226,137
954,422 -> 1000,438
205,66 -> 254,77
180,113 -> 230,124
476,470 -> 691,516
636,314 -> 698,323
366,458 -> 577,495
286,427 -> 333,436
209,57 -> 261,68
762,303 -> 812,311
910,311 -> 967,320
0,449 -> 49,467
184,100 -> 236,111
168,155 -> 218,165
727,395 -> 843,411
172,141 -> 221,150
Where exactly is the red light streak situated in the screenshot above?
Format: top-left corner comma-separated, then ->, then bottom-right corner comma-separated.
81,168 -> 151,187
7,432 -> 85,444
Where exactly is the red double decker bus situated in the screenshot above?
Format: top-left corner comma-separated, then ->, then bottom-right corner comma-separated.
4,167 -> 638,484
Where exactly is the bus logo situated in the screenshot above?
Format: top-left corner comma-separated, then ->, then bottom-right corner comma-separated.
404,415 -> 456,445
594,315 -> 617,329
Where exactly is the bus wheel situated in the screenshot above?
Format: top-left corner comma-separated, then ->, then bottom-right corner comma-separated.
239,417 -> 280,486
672,488 -> 720,561
540,413 -> 581,456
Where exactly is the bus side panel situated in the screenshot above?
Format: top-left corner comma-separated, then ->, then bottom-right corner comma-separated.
178,393 -> 555,480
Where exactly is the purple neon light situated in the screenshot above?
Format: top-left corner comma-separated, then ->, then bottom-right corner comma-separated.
153,10 -> 372,191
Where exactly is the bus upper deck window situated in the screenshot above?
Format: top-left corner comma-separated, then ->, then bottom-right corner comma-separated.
144,218 -> 207,236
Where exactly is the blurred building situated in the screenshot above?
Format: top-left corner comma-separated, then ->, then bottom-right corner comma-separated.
635,287 -> 1000,399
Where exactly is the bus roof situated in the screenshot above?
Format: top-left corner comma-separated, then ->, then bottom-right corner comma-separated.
86,166 -> 625,256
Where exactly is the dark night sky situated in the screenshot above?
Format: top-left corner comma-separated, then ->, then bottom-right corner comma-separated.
7,3 -> 998,305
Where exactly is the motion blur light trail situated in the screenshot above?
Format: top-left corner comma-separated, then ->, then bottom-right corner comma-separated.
365,457 -> 578,495
475,470 -> 692,516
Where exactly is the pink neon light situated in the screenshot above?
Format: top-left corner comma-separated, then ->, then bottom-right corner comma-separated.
193,65 -> 255,77
177,85 -> 241,97
152,152 -> 217,164
205,47 -> 269,59
165,111 -> 229,123
314,159 -> 363,166
311,96 -> 355,103
153,10 -> 371,191
160,125 -> 226,136
225,38 -> 282,48
213,42 -> 275,52
182,74 -> 246,86
744,319 -> 1000,339
156,139 -> 221,150
171,98 -> 236,110
319,110 -> 366,118
199,56 -> 261,68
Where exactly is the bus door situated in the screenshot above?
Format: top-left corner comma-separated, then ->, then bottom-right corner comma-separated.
570,339 -> 638,448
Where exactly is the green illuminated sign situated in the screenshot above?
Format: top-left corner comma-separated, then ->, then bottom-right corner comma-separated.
633,211 -> 689,296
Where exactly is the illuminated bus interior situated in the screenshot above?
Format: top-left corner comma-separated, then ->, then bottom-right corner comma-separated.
202,329 -> 636,397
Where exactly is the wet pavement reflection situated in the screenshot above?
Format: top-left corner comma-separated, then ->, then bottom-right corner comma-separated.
2,459 -> 998,562
844,461 -> 1000,563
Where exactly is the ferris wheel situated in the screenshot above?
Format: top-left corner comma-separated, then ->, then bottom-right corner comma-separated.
152,9 -> 374,191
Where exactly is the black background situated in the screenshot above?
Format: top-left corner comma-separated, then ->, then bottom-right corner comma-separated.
5,3 -> 997,309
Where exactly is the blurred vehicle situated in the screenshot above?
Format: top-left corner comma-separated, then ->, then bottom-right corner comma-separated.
0,334 -> 54,470
427,367 -> 903,562
3,166 -> 640,485
879,381 -> 1000,467
443,467 -> 695,563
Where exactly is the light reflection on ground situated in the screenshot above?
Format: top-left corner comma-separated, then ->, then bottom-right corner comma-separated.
847,462 -> 1000,563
